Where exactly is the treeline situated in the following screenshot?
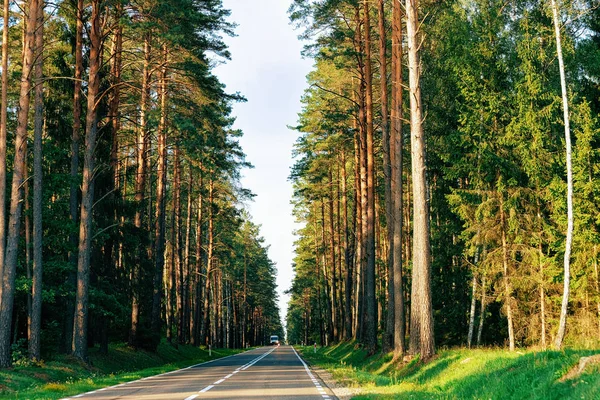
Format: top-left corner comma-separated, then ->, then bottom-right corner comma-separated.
286,0 -> 600,361
0,0 -> 282,368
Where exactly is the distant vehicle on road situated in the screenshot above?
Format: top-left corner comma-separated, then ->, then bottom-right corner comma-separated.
270,335 -> 279,345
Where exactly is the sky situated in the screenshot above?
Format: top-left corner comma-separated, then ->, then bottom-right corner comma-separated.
213,0 -> 313,331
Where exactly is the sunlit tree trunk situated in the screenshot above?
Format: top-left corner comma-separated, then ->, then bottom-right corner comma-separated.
192,168 -> 203,345
64,0 -> 84,353
29,0 -> 44,361
551,0 -> 573,351
378,0 -> 394,352
201,178 -> 215,345
0,0 -> 10,306
130,33 -> 152,347
183,168 -> 193,344
0,0 -> 39,368
341,151 -> 353,340
363,0 -> 377,355
328,171 -> 338,341
500,194 -> 515,352
72,0 -> 102,363
391,0 -> 405,358
151,44 -> 168,348
407,0 -> 435,360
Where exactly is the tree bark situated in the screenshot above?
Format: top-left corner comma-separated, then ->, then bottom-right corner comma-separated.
379,0 -> 394,353
201,178 -> 215,345
0,0 -> 39,368
363,0 -> 377,355
192,168 -> 203,345
551,0 -> 573,351
29,0 -> 44,361
72,0 -> 102,363
65,0 -> 84,354
407,0 -> 435,360
151,44 -> 168,348
391,0 -> 405,358
130,33 -> 152,347
500,194 -> 515,352
328,171 -> 338,341
183,167 -> 193,344
0,0 -> 10,306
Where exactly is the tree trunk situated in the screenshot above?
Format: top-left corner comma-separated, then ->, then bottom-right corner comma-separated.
201,178 -> 215,346
362,0 -> 377,355
72,0 -> 102,363
0,0 -> 10,307
328,171 -> 338,341
551,0 -> 573,351
407,0 -> 434,360
29,0 -> 44,361
391,0 -> 405,358
151,44 -> 168,348
477,274 -> 486,346
378,0 -> 394,352
192,169 -> 203,345
130,33 -> 151,347
173,146 -> 184,344
0,0 -> 39,368
500,195 -> 515,352
467,274 -> 477,348
341,151 -> 353,340
183,167 -> 193,344
64,0 -> 84,354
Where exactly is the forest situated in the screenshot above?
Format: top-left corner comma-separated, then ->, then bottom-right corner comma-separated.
0,0 -> 283,368
285,0 -> 600,361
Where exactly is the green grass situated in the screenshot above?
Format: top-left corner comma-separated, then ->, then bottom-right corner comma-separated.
297,342 -> 600,399
0,343 -> 243,400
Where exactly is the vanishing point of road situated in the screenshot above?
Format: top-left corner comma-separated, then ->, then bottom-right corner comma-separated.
61,346 -> 338,400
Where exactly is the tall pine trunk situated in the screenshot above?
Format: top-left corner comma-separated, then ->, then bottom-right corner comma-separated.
407,0 -> 435,360
391,0 -> 405,358
0,0 -> 39,368
151,44 -> 168,348
65,0 -> 83,353
363,0 -> 377,355
29,0 -> 44,361
0,0 -> 10,305
379,0 -> 394,352
130,33 -> 151,347
72,0 -> 102,362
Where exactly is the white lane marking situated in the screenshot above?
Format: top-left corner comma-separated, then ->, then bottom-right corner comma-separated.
292,347 -> 333,399
195,347 -> 277,395
184,395 -> 199,400
200,385 -> 214,393
59,348 -> 256,400
241,347 -> 276,370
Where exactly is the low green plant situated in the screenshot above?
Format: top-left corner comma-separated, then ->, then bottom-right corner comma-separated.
297,342 -> 600,399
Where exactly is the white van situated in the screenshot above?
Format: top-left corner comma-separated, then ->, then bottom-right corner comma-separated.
269,335 -> 279,345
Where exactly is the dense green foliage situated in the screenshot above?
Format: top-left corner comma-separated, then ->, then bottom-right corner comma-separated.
0,0 -> 282,367
287,0 -> 600,351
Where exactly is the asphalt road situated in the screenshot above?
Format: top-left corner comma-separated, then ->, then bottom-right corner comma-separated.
61,346 -> 337,400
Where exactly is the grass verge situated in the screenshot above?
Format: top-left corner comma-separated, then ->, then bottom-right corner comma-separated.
0,343 -> 243,400
296,341 -> 600,399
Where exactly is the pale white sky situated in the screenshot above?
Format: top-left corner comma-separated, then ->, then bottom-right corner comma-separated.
214,0 -> 313,330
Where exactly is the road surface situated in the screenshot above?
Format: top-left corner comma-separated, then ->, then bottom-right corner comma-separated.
61,346 -> 337,400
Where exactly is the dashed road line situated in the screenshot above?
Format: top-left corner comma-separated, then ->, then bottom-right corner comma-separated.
59,349 -> 252,400
193,346 -> 277,395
